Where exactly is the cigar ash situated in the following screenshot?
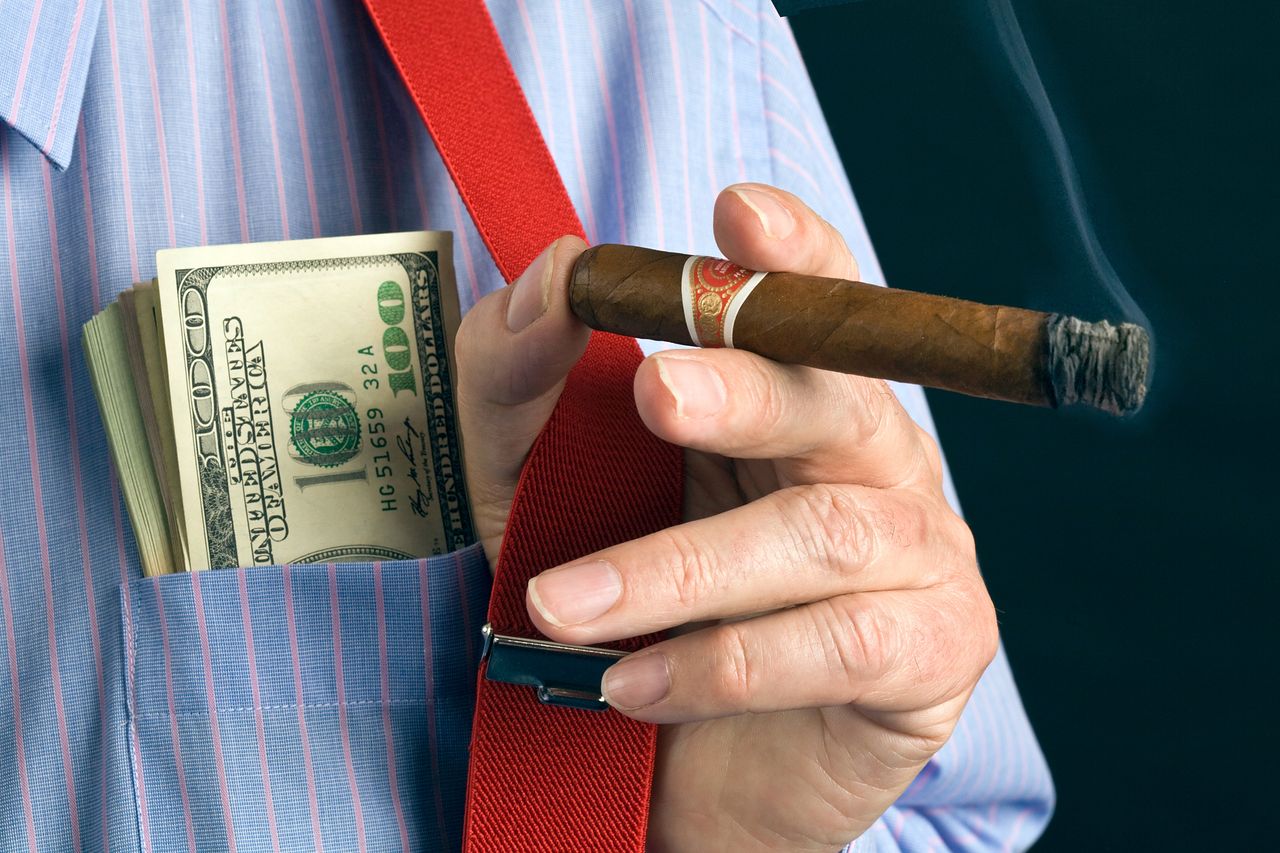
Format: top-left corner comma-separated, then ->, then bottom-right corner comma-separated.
1046,315 -> 1150,416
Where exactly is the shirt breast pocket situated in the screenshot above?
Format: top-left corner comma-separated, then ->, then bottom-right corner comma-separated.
118,548 -> 490,853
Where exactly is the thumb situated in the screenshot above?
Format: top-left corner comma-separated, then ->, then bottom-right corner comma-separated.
455,236 -> 592,564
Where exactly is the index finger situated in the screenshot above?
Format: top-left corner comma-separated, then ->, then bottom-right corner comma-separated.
634,348 -> 937,491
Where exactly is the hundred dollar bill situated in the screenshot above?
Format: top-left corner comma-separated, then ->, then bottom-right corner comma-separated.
83,301 -> 177,577
156,232 -> 475,571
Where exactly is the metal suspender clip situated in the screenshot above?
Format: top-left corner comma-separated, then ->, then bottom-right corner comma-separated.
480,623 -> 627,711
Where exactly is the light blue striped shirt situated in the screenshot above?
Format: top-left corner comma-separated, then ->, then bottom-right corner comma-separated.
0,1 -> 1053,850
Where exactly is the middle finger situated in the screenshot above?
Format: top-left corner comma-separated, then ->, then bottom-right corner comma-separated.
526,483 -> 958,645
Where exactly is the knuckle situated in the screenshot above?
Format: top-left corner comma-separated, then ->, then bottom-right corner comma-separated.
869,492 -> 931,555
932,579 -> 999,694
851,380 -> 896,454
927,593 -> 972,686
818,596 -> 897,686
741,361 -> 789,439
783,485 -> 880,572
706,622 -> 756,711
654,527 -> 721,616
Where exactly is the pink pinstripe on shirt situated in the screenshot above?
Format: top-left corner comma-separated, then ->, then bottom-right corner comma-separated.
760,36 -> 797,75
373,563 -> 411,851
551,0 -> 599,241
153,581 -> 200,853
74,125 -> 115,853
731,0 -> 768,21
236,570 -> 284,853
178,0 -> 209,245
40,0 -> 88,153
80,122 -> 150,852
762,108 -> 811,157
281,565 -> 326,852
759,38 -> 862,217
138,0 -> 176,248
116,487 -> 152,853
759,71 -> 806,118
252,2 -> 292,241
10,141 -> 83,853
581,0 -> 629,242
515,0 -> 557,154
699,5 -> 721,198
661,0 -> 695,249
42,155 -> 102,853
1003,806 -> 1036,853
892,806 -> 908,843
6,0 -> 46,125
314,0 -> 364,233
328,563 -> 369,853
76,125 -> 101,312
452,550 -> 475,665
418,560 -> 451,852
190,571 -> 240,852
763,74 -> 860,212
769,146 -> 822,195
273,0 -> 323,237
0,528 -> 38,853
927,695 -> 976,808
970,696 -> 1010,814
903,759 -> 941,814
725,24 -> 748,182
102,0 -> 140,283
622,0 -> 666,245
405,118 -> 431,231
359,21 -> 399,233
217,0 -> 251,244
1002,690 -> 1034,815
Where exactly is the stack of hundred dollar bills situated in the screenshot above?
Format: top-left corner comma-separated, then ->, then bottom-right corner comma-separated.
82,232 -> 475,576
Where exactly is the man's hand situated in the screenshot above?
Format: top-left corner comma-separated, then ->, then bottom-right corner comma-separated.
455,184 -> 997,852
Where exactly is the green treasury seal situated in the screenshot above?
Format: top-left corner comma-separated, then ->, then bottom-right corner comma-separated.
289,390 -> 362,468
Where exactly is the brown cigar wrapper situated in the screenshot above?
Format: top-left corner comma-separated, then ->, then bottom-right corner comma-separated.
571,244 -> 1054,407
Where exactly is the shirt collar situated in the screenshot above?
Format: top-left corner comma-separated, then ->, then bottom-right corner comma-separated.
0,0 -> 104,170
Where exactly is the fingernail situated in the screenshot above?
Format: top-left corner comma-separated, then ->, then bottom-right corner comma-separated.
731,186 -> 796,240
656,356 -> 726,419
528,560 -> 622,627
506,242 -> 555,332
603,653 -> 671,710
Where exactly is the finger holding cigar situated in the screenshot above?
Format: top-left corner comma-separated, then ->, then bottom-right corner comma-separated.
571,218 -> 1150,417
456,183 -> 1052,848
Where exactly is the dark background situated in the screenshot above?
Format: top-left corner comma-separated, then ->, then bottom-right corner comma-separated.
791,1 -> 1277,850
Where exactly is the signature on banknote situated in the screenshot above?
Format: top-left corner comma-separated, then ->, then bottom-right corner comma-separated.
397,417 -> 433,520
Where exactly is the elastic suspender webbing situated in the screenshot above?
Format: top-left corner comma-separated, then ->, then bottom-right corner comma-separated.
363,2 -> 684,850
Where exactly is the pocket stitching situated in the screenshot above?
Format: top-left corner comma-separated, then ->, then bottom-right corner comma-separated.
121,582 -> 148,850
135,697 -> 431,719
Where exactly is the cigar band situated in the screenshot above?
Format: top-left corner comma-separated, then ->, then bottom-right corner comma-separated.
680,255 -> 768,348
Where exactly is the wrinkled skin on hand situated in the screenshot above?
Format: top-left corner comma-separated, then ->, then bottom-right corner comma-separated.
454,184 -> 997,852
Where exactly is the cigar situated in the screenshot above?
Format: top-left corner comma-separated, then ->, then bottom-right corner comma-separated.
570,244 -> 1150,416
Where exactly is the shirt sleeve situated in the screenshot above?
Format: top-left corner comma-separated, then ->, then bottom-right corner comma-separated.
752,7 -> 1056,851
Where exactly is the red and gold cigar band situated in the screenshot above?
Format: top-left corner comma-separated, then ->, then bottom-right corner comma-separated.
680,255 -> 768,348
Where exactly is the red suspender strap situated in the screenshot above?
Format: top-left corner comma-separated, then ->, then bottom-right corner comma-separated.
363,2 -> 684,850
